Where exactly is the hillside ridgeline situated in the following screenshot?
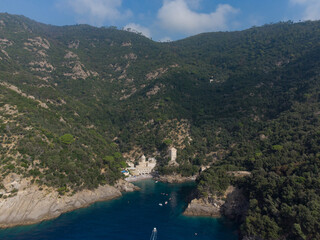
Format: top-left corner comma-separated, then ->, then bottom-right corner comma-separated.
1,13 -> 320,239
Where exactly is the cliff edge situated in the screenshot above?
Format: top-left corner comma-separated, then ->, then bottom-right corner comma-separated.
0,174 -> 138,228
183,186 -> 248,220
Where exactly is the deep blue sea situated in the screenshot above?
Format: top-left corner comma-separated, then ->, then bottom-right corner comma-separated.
0,180 -> 238,240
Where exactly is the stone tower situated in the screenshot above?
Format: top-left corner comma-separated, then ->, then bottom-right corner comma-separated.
169,147 -> 177,162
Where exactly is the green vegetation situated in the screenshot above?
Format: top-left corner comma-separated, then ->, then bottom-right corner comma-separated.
1,13 -> 320,239
59,134 -> 74,145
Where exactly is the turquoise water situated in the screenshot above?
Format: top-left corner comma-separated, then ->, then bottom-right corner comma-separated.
0,180 -> 238,240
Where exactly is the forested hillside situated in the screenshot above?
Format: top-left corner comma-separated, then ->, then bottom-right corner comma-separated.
1,13 -> 320,239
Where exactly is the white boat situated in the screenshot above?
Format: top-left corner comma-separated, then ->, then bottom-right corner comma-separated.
159,203 -> 163,206
150,228 -> 157,240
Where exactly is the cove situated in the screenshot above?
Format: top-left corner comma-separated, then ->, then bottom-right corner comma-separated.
0,180 -> 238,240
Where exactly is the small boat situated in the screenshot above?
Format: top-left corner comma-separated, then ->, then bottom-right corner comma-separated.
165,201 -> 168,204
159,203 -> 163,206
155,181 -> 158,183
150,228 -> 157,240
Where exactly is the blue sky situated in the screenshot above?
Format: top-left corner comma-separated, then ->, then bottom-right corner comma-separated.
0,0 -> 320,41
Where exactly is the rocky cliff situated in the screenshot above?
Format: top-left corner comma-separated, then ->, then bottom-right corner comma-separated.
0,173 -> 138,228
183,186 -> 248,220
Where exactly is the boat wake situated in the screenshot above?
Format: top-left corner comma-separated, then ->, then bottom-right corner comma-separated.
150,228 -> 157,240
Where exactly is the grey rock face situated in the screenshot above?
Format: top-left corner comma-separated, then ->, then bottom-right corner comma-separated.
0,176 -> 139,228
183,186 -> 248,220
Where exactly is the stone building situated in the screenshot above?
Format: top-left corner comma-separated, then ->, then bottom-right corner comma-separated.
129,155 -> 157,176
168,147 -> 178,166
169,147 -> 177,161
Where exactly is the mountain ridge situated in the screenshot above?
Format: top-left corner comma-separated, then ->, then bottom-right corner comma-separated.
1,13 -> 320,239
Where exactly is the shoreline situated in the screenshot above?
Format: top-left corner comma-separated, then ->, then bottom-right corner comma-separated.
0,173 -> 196,229
0,180 -> 137,229
154,174 -> 197,183
183,186 -> 248,221
0,193 -> 121,229
125,173 -> 197,183
0,175 -> 239,240
125,174 -> 153,182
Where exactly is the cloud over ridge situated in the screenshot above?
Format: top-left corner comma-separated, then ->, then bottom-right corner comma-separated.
124,23 -> 151,38
157,0 -> 239,35
290,0 -> 320,20
65,0 -> 132,25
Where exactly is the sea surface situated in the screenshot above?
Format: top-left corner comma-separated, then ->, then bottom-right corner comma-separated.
0,180 -> 238,240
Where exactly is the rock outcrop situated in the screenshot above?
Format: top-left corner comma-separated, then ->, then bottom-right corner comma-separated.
183,186 -> 248,220
114,179 -> 140,192
221,187 -> 248,220
0,174 -> 137,228
183,197 -> 223,217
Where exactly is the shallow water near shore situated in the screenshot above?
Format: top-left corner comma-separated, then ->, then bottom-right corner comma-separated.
0,180 -> 238,240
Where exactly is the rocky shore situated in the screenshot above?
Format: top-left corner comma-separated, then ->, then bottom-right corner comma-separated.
155,174 -> 197,183
0,174 -> 138,228
183,186 -> 248,220
183,195 -> 224,217
125,174 -> 153,182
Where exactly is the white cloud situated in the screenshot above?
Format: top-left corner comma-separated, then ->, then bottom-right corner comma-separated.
157,0 -> 239,35
290,0 -> 320,20
185,0 -> 202,9
64,0 -> 132,25
124,23 -> 151,38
